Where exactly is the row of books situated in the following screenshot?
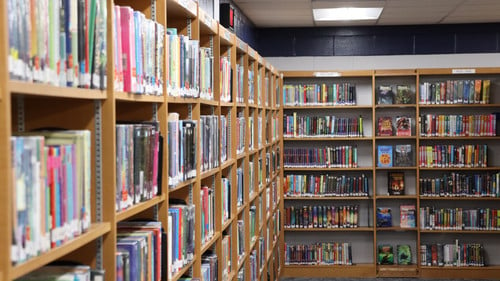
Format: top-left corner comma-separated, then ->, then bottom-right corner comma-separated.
284,174 -> 369,197
420,242 -> 485,267
222,178 -> 231,224
284,205 -> 360,229
201,252 -> 218,281
284,242 -> 353,265
249,205 -> 257,240
273,209 -> 281,243
377,144 -> 414,167
236,64 -> 244,103
166,29 -> 201,98
116,123 -> 161,211
284,146 -> 359,168
167,113 -> 196,187
8,0 -> 107,89
419,114 -> 498,137
419,172 -> 500,197
199,47 -> 214,100
249,250 -> 257,281
272,115 -> 279,142
418,144 -> 488,168
376,85 -> 413,105
419,207 -> 500,230
377,244 -> 412,265
259,236 -> 266,272
237,220 -> 245,258
11,131 -> 91,264
236,114 -> 246,154
200,115 -> 220,172
220,56 -> 232,102
113,6 -> 164,94
283,114 -> 364,138
220,115 -> 229,163
236,167 -> 244,207
248,69 -> 255,104
117,221 -> 164,281
256,72 -> 262,106
283,83 -> 358,106
375,205 -> 416,228
419,80 -> 491,105
221,234 -> 231,279
248,117 -> 254,149
257,117 -> 263,148
168,203 -> 195,277
377,116 -> 412,136
200,185 -> 215,244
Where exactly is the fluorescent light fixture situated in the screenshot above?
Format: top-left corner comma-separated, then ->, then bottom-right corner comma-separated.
313,7 -> 383,21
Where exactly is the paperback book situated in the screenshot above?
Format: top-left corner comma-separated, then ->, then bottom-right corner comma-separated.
388,172 -> 405,195
377,145 -> 393,167
394,144 -> 413,167
378,244 -> 394,265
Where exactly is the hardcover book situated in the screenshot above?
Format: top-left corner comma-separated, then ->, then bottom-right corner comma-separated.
399,205 -> 416,228
377,145 -> 393,167
378,244 -> 394,264
394,144 -> 412,167
376,207 -> 392,227
377,85 -> 394,104
388,172 -> 405,195
395,85 -> 412,104
395,116 -> 412,136
397,244 -> 412,265
378,117 -> 394,136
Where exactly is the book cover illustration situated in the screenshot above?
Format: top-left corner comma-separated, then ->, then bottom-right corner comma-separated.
377,145 -> 393,167
377,85 -> 395,104
388,172 -> 405,195
396,85 -> 412,104
394,144 -> 412,167
378,117 -> 394,136
400,205 -> 416,228
376,207 -> 392,227
378,244 -> 394,265
395,116 -> 412,136
397,244 -> 412,265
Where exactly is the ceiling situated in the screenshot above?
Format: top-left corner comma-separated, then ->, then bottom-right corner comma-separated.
232,0 -> 500,27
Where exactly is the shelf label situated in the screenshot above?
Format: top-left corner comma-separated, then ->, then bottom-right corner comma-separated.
452,68 -> 476,74
314,71 -> 342,77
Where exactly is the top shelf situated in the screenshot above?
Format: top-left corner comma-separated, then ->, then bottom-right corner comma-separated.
283,70 -> 373,78
9,81 -> 107,100
167,0 -> 197,19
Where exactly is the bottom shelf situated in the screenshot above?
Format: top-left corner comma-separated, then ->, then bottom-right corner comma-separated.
377,264 -> 418,277
282,264 -> 376,277
419,266 -> 500,279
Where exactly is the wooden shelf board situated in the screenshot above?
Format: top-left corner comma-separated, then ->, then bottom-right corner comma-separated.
222,217 -> 233,232
284,136 -> 372,141
114,92 -> 164,103
200,166 -> 219,179
198,7 -> 218,35
283,70 -> 373,78
116,195 -> 165,222
375,104 -> 417,108
420,229 -> 500,234
236,102 -> 247,108
419,167 -> 500,171
420,136 -> 500,140
375,136 -> 416,140
237,205 -> 245,216
282,264 -> 376,278
168,178 -> 197,193
377,264 -> 418,277
201,232 -> 220,254
420,196 -> 500,201
284,227 -> 373,232
167,0 -> 197,18
236,152 -> 246,160
283,105 -> 372,110
374,69 -> 417,76
418,67 -> 500,75
237,253 -> 248,271
284,167 -> 373,171
376,166 -> 417,170
167,96 -> 198,104
9,223 -> 111,280
220,101 -> 234,107
419,266 -> 500,279
221,158 -> 235,170
376,195 -> 418,199
284,196 -> 371,200
199,98 -> 218,106
170,259 -> 196,281
419,103 -> 500,108
9,80 -> 107,100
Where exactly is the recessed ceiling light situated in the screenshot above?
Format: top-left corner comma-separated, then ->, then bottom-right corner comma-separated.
313,7 -> 383,21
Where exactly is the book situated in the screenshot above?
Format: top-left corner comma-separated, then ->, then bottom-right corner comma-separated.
377,145 -> 393,167
378,117 -> 394,136
388,172 -> 405,195
378,244 -> 394,265
397,244 -> 412,265
377,85 -> 394,104
395,116 -> 412,136
394,144 -> 412,167
395,85 -> 412,104
400,205 -> 416,228
376,207 -> 392,227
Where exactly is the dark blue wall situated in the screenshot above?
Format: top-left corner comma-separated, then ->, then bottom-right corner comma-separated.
254,23 -> 500,56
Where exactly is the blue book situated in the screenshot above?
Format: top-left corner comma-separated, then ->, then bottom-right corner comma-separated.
377,145 -> 393,167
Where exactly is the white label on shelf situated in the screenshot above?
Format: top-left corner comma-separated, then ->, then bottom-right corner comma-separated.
452,68 -> 476,74
314,71 -> 342,77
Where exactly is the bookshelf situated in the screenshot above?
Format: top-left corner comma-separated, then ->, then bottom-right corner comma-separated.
281,68 -> 500,279
1,2 -> 281,281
